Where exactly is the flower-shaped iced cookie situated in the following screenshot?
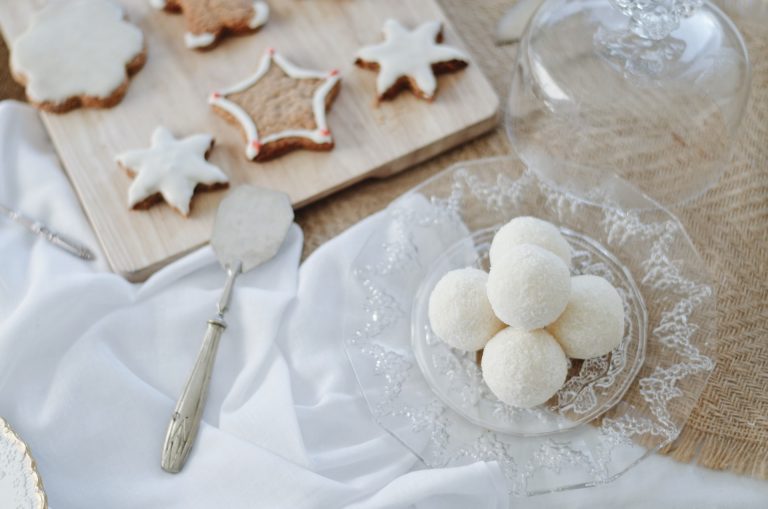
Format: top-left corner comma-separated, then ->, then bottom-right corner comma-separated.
11,0 -> 146,113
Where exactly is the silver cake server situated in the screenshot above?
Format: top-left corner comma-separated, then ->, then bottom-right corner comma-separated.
161,185 -> 294,473
0,203 -> 95,261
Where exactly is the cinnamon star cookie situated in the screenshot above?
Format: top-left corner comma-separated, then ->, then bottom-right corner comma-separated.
151,0 -> 269,49
116,127 -> 229,216
355,19 -> 469,102
209,48 -> 341,162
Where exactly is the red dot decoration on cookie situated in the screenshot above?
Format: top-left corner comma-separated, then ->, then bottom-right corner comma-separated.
267,47 -> 276,55
251,140 -> 262,150
329,69 -> 340,77
319,128 -> 331,136
211,92 -> 221,100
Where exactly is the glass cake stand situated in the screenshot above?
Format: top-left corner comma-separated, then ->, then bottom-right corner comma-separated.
506,0 -> 751,205
343,156 -> 717,496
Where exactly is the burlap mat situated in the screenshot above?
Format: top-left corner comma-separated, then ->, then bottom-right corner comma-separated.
1,0 -> 765,479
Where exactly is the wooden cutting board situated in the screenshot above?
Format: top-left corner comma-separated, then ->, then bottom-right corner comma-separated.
0,0 -> 499,281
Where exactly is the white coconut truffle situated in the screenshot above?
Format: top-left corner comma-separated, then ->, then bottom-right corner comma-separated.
547,275 -> 625,359
428,268 -> 505,352
481,328 -> 568,408
490,216 -> 572,268
487,244 -> 571,330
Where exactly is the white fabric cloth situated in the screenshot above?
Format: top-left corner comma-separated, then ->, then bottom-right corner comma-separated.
0,101 -> 767,508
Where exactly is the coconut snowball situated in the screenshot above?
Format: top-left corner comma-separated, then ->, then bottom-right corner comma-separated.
481,328 -> 568,408
428,268 -> 505,351
547,275 -> 625,359
487,244 -> 571,330
489,216 -> 571,268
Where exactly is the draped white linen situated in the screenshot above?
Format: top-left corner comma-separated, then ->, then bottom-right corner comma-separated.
1,101 -> 766,508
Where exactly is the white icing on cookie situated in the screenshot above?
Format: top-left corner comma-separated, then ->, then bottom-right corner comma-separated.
115,127 -> 229,216
185,32 -> 217,49
11,0 -> 144,105
209,48 -> 341,160
183,1 -> 269,49
355,19 -> 469,99
149,0 -> 167,9
248,1 -> 270,29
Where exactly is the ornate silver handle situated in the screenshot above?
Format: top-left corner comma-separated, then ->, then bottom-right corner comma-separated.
161,262 -> 241,473
161,318 -> 226,473
0,203 -> 95,261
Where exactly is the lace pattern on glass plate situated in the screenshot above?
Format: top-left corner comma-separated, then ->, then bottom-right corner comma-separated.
344,161 -> 715,496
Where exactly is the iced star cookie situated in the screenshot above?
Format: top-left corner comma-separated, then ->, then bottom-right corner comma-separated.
355,19 -> 469,102
209,48 -> 341,162
11,0 -> 146,113
116,127 -> 229,217
151,0 -> 269,49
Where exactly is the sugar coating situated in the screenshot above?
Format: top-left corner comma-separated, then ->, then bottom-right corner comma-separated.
487,244 -> 571,330
547,275 -> 625,359
489,216 -> 572,268
428,268 -> 505,352
481,328 -> 568,408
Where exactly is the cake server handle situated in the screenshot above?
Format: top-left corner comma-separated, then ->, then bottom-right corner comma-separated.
160,262 -> 241,473
161,317 -> 226,473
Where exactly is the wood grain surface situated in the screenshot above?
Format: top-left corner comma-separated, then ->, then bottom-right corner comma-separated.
0,0 -> 499,281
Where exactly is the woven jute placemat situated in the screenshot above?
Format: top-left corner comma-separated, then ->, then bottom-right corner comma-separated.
1,0 -> 765,479
662,2 -> 768,478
